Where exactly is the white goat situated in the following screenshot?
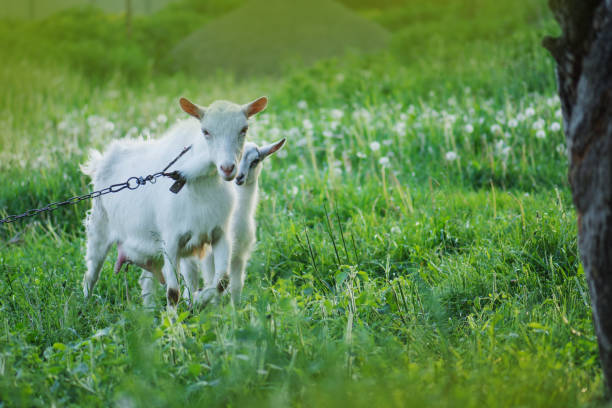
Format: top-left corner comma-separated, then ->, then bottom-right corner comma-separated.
178,139 -> 286,306
81,96 -> 268,306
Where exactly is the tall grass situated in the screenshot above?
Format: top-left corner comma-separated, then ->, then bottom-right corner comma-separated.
0,1 -> 603,406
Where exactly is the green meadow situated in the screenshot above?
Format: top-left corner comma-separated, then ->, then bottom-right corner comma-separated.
0,0 -> 603,406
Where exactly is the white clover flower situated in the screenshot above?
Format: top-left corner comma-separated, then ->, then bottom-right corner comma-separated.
525,107 -> 536,117
57,121 -> 69,131
555,109 -> 563,118
104,121 -> 115,132
556,144 -> 566,155
383,139 -> 393,146
494,139 -> 511,159
356,152 -> 366,159
291,186 -> 299,196
490,124 -> 502,134
516,113 -> 526,122
393,122 -> 407,137
508,119 -> 518,128
335,73 -> 345,82
378,156 -> 390,167
532,119 -> 545,130
495,112 -> 506,124
302,119 -> 313,130
445,151 -> 459,161
464,124 -> 474,133
550,122 -> 561,132
399,113 -> 408,121
352,108 -> 372,123
296,137 -> 308,147
156,114 -> 168,124
297,100 -> 308,110
87,115 -> 101,127
288,127 -> 300,137
277,149 -> 288,158
391,226 -> 401,234
330,109 -> 344,120
322,130 -> 333,138
536,129 -> 546,139
369,141 -> 381,152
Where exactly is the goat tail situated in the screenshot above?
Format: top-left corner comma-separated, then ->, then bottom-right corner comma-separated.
80,149 -> 103,177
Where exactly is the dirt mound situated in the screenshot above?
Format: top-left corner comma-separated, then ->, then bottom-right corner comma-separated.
169,0 -> 390,76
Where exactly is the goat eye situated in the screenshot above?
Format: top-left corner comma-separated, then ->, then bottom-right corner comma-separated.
241,126 -> 248,135
203,129 -> 211,138
249,159 -> 259,168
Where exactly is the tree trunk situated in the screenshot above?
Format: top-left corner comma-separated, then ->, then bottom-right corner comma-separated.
544,0 -> 612,395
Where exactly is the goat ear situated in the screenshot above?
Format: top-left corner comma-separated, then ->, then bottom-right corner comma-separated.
260,138 -> 286,159
244,96 -> 268,118
179,97 -> 205,119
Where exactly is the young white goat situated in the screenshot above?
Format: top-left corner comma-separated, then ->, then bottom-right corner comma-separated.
179,138 -> 286,306
81,96 -> 268,306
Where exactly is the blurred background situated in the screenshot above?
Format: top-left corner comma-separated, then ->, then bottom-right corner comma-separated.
0,0 -> 552,80
0,0 -> 555,163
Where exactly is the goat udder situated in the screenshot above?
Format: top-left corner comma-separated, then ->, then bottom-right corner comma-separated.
114,248 -> 128,274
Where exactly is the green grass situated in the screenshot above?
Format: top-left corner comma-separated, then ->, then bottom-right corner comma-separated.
0,0 -> 606,406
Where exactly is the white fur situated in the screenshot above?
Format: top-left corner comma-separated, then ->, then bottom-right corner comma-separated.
82,97 -> 267,307
181,139 -> 285,306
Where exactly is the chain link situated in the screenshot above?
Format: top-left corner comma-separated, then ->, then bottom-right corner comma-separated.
0,145 -> 192,225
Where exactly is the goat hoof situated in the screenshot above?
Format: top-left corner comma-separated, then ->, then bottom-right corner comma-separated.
167,287 -> 180,305
193,287 -> 218,308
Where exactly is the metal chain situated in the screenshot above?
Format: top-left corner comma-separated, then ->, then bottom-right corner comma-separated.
0,145 -> 192,225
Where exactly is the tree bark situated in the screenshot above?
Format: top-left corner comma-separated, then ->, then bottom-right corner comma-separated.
544,0 -> 612,395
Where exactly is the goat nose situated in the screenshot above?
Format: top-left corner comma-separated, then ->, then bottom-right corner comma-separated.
220,164 -> 235,175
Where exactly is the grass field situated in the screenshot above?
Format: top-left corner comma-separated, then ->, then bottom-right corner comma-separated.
0,0 -> 605,406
